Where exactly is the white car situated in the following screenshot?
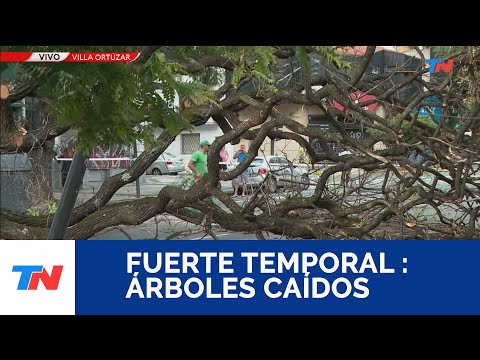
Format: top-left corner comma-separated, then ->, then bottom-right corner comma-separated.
146,152 -> 185,175
231,155 -> 310,193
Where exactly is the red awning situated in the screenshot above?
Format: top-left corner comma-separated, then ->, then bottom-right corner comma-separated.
332,90 -> 378,112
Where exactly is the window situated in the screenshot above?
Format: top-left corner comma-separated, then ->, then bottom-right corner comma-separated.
277,157 -> 289,164
252,158 -> 264,165
181,133 -> 200,154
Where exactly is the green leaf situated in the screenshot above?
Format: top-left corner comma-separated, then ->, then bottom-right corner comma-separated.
164,114 -> 181,135
296,46 -> 312,77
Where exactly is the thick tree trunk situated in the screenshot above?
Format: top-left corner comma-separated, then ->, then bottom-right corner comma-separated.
0,99 -> 15,143
28,99 -> 55,205
29,144 -> 55,205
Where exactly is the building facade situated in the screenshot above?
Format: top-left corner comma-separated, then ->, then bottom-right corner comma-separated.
233,47 -> 430,162
137,120 -> 235,164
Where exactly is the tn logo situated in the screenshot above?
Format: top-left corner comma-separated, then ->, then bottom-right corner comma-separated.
12,265 -> 64,290
426,59 -> 454,73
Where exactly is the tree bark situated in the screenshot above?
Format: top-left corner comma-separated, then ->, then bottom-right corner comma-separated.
0,99 -> 15,143
28,98 -> 55,205
29,144 -> 55,205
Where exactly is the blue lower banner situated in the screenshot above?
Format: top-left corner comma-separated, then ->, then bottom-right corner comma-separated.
75,240 -> 480,315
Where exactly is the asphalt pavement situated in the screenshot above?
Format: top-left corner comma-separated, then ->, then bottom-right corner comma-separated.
52,168 -> 479,240
84,174 -> 316,240
88,218 -> 284,240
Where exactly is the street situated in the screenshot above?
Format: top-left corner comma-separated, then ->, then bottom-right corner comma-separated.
88,219 -> 284,240
57,169 -> 479,240
84,174 -> 310,240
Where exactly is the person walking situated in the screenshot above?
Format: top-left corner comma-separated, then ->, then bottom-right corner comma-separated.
188,140 -> 210,186
59,147 -> 74,187
233,144 -> 249,197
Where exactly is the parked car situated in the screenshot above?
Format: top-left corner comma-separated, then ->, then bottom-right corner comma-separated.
146,152 -> 185,175
231,155 -> 310,193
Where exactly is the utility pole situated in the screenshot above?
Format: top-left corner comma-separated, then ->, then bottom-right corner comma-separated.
133,141 -> 140,198
48,146 -> 88,240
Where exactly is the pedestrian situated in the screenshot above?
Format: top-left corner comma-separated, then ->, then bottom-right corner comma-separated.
188,140 -> 210,187
219,145 -> 229,171
59,147 -> 74,187
233,144 -> 249,197
338,148 -> 352,187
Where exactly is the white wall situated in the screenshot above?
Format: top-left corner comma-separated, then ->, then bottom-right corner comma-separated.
137,120 -> 234,163
138,80 -> 237,162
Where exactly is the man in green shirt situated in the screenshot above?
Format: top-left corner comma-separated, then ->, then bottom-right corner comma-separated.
188,140 -> 210,186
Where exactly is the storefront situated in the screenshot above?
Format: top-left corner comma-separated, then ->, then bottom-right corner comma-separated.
308,113 -> 369,155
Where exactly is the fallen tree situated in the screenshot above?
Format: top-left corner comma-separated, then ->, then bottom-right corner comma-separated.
1,45 -> 479,239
